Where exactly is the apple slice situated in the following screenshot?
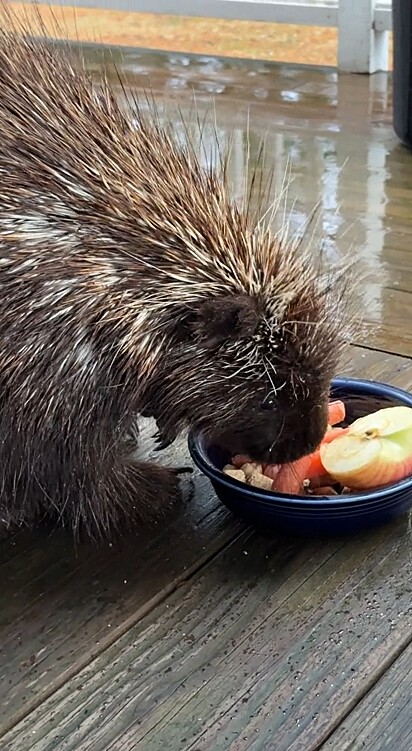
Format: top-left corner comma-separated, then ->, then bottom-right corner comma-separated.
319,406 -> 412,490
346,406 -> 412,438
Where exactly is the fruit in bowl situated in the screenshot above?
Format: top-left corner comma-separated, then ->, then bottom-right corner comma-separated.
223,402 -> 412,497
188,378 -> 412,536
320,406 -> 412,490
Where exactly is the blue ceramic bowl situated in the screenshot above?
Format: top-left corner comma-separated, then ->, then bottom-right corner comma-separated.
188,377 -> 412,536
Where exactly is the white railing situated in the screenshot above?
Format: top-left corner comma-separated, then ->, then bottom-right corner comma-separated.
24,0 -> 393,73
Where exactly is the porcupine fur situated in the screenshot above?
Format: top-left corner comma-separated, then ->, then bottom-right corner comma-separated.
0,8 -> 353,540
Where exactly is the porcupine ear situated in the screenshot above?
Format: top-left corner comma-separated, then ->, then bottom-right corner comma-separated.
191,295 -> 260,346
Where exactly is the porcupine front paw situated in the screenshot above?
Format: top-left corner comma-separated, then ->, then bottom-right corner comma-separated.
113,460 -> 191,529
57,457 -> 193,541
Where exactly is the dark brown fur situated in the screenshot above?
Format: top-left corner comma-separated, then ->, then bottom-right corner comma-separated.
0,11 -> 353,540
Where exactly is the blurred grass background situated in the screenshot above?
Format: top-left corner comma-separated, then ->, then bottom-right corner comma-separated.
10,2 -> 393,68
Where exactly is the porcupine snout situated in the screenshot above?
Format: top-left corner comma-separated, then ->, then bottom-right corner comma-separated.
214,397 -> 329,466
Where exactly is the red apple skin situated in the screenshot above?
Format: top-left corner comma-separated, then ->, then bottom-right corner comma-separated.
336,454 -> 412,490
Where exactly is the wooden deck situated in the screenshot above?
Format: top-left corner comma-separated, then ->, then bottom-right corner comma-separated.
1,44 -> 412,751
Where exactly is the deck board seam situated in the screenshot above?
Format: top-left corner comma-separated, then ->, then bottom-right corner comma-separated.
133,539 -> 408,749
350,343 -> 412,360
314,632 -> 412,751
140,595 -> 412,751
131,541 -> 353,748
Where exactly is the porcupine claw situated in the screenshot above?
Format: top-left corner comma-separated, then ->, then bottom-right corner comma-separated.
152,421 -> 180,451
152,431 -> 175,451
174,466 -> 193,476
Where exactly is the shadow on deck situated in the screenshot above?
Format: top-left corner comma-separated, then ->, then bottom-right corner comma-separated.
1,44 -> 411,751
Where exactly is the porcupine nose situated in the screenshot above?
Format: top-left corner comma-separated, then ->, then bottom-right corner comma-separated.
267,409 -> 328,464
267,432 -> 321,464
239,424 -> 286,464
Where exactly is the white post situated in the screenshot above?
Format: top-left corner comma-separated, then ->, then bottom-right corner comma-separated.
337,0 -> 389,74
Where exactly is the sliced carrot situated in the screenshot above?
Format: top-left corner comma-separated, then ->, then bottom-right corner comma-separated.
273,455 -> 313,495
299,427 -> 349,481
304,449 -> 324,479
263,464 -> 281,481
328,400 -> 346,426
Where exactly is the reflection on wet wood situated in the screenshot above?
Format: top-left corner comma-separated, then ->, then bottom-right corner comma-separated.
1,43 -> 412,751
356,289 -> 412,358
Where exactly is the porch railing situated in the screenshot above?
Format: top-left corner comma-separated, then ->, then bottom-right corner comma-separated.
24,0 -> 393,73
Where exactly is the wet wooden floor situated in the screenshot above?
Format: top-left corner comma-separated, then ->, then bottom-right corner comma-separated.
1,43 -> 411,751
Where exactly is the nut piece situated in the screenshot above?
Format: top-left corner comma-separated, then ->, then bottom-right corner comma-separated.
241,462 -> 263,480
223,466 -> 247,483
248,471 -> 273,491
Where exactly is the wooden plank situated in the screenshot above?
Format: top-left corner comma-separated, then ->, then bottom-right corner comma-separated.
133,522 -> 412,751
7,36 -> 391,132
104,61 -> 384,135
115,521 -> 412,751
1,531 -> 350,750
342,346 -> 412,388
2,471 -> 410,750
1,344 -> 412,749
320,643 -> 412,751
355,288 -> 412,359
0,428 -> 246,736
24,39 -> 391,136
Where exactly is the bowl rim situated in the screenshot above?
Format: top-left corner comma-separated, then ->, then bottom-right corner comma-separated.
188,376 -> 412,507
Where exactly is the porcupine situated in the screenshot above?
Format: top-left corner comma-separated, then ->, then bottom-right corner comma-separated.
0,13 -> 352,540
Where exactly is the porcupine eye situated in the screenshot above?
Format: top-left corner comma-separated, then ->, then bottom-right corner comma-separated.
260,395 -> 276,411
